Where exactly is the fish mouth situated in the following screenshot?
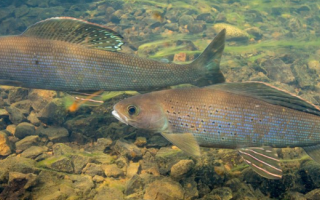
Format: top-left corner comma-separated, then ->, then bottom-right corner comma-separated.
112,110 -> 128,125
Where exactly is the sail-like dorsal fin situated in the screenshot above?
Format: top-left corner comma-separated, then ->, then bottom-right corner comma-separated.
206,82 -> 320,117
21,17 -> 124,51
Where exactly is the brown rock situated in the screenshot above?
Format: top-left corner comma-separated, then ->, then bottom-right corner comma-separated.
174,52 -> 187,62
82,163 -> 104,177
102,164 -> 124,178
15,135 -> 39,152
127,162 -> 140,178
170,159 -> 194,179
0,131 -> 12,156
134,137 -> 147,147
144,178 -> 184,200
6,124 -> 16,135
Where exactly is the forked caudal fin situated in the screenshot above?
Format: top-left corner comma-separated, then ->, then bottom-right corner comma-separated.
191,29 -> 226,86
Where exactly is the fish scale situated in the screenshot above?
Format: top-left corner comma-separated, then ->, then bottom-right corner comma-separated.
0,17 -> 226,92
113,72 -> 320,179
160,88 -> 320,148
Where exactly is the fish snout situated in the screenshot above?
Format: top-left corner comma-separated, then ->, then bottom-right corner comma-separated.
112,110 -> 128,125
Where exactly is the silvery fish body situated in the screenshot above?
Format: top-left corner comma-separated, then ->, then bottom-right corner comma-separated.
113,82 -> 320,179
0,17 -> 226,92
155,85 -> 320,149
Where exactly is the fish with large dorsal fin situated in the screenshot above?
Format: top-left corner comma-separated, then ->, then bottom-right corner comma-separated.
0,17 -> 226,93
112,82 -> 320,179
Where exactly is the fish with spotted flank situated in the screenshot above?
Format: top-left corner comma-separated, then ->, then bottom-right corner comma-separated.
0,17 -> 226,92
112,82 -> 320,179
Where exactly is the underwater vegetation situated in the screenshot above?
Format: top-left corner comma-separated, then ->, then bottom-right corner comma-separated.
1,0 -> 320,199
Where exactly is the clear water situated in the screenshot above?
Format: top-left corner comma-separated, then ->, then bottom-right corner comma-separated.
0,0 -> 320,199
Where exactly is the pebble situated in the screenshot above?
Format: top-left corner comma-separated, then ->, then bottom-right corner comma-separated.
15,135 -> 39,152
38,126 -> 69,143
212,23 -> 249,42
102,164 -> 124,178
134,137 -> 147,147
127,162 -> 140,178
14,122 -> 36,139
174,52 -> 187,62
48,157 -> 74,173
95,138 -> 113,152
178,15 -> 194,26
143,178 -> 184,200
82,163 -> 104,177
113,140 -> 142,161
170,159 -> 194,179
0,131 -> 12,156
21,146 -> 48,159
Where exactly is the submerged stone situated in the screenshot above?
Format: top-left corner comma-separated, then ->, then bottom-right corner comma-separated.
155,147 -> 189,175
21,146 -> 48,159
0,131 -> 12,156
113,140 -> 142,161
15,135 -> 39,152
102,164 -> 124,178
38,126 -> 69,143
70,154 -> 93,174
170,159 -> 194,179
37,98 -> 67,125
82,163 -> 104,177
212,23 -> 249,42
143,178 -> 184,200
15,122 -> 36,139
210,187 -> 233,200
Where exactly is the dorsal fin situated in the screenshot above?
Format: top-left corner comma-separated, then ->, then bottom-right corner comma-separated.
206,82 -> 320,117
21,17 -> 124,51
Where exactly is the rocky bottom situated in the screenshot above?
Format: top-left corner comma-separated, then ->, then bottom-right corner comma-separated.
0,87 -> 319,200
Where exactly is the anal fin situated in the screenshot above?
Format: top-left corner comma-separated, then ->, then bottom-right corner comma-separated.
161,132 -> 200,157
238,147 -> 282,179
303,145 -> 320,164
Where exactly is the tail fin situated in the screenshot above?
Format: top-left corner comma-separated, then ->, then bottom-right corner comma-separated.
191,29 -> 226,86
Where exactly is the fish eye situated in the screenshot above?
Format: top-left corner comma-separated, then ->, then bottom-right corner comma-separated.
127,105 -> 139,116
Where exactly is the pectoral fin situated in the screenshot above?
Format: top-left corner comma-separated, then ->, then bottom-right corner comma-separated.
303,145 -> 320,164
161,132 -> 200,157
238,147 -> 282,179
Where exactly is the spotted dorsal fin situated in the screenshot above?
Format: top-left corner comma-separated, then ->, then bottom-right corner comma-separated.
206,82 -> 320,117
21,17 -> 124,51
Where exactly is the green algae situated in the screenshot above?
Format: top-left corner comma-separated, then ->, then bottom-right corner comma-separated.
140,36 -> 320,61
